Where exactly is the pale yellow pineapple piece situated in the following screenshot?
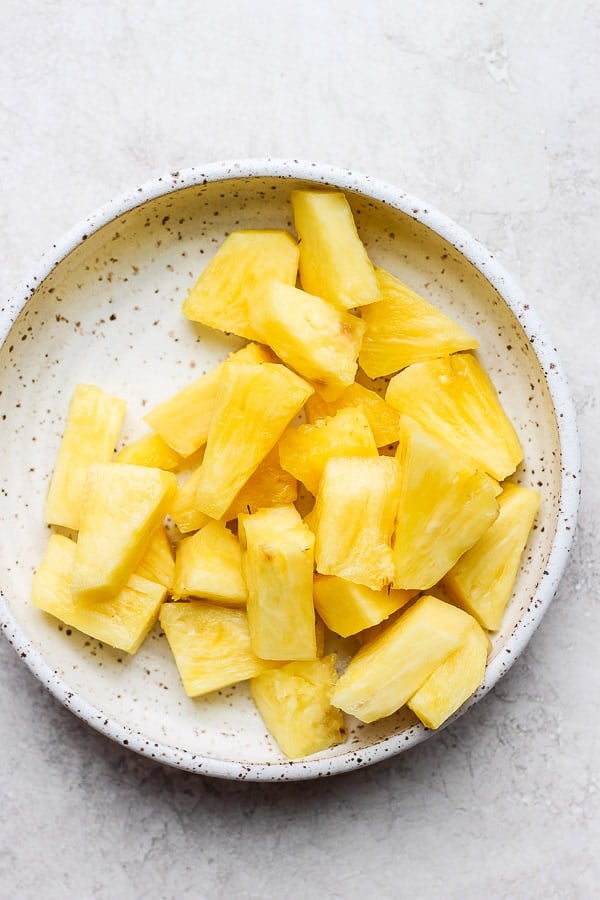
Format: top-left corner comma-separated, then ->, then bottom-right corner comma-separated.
291,190 -> 379,310
392,415 -> 501,590
359,268 -> 479,378
251,655 -> 346,759
182,230 -> 299,340
386,352 -> 523,481
44,384 -> 126,530
248,281 -> 365,400
168,464 -> 211,534
239,506 -> 316,660
311,456 -> 401,590
278,407 -> 377,496
71,463 -> 177,604
195,361 -> 313,519
331,595 -> 474,723
442,482 -> 540,631
313,574 -> 417,638
172,520 -> 247,605
305,381 -> 401,448
159,600 -> 277,697
408,616 -> 489,729
135,525 -> 175,591
115,432 -> 182,470
32,534 -> 166,654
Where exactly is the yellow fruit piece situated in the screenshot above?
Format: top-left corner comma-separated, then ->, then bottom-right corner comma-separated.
311,455 -> 401,590
313,574 -> 417,637
359,268 -> 479,378
239,506 -> 316,660
442,482 -> 541,631
159,600 -> 277,697
168,464 -> 211,534
408,617 -> 488,729
115,432 -> 182,471
172,520 -> 247,605
223,445 -> 298,521
392,415 -> 501,590
248,281 -> 365,401
251,655 -> 346,758
44,384 -> 126,530
32,534 -> 166,654
135,525 -> 175,590
195,361 -> 313,519
292,189 -> 379,310
71,463 -> 177,603
331,595 -> 474,723
386,352 -> 523,481
305,381 -> 401,448
182,230 -> 299,340
278,407 -> 378,496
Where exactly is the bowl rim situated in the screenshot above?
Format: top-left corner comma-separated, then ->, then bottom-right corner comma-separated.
0,158 -> 581,781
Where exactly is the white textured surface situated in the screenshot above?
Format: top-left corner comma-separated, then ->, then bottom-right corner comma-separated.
0,1 -> 597,897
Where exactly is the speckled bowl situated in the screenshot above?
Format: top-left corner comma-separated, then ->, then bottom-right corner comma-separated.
0,160 -> 580,781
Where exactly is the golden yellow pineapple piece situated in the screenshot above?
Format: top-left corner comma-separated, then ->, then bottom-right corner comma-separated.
251,655 -> 346,758
182,230 -> 299,340
442,482 -> 540,631
386,352 -> 523,481
291,189 -> 379,310
167,464 -> 211,534
44,384 -> 126,530
135,525 -> 175,590
239,506 -> 316,660
392,415 -> 501,590
311,455 -> 401,590
359,268 -> 479,378
195,361 -> 313,519
172,520 -> 247,605
71,463 -> 177,604
115,432 -> 182,470
278,408 -> 377,496
159,600 -> 277,697
313,574 -> 417,638
32,534 -> 166,653
248,281 -> 365,400
305,381 -> 401,448
223,445 -> 298,521
331,595 -> 474,723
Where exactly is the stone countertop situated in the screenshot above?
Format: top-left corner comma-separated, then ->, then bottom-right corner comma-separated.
1,2 -> 597,897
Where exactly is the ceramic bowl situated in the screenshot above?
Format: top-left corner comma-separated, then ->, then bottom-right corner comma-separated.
0,160 -> 580,781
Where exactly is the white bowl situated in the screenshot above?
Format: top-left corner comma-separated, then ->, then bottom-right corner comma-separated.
0,160 -> 580,781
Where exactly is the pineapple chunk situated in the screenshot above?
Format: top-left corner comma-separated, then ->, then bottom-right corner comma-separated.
182,230 -> 299,340
291,190 -> 379,310
115,432 -> 182,470
386,352 -> 523,481
248,281 -> 365,400
251,655 -> 346,758
44,384 -> 126,530
159,600 -> 277,697
442,482 -> 540,631
331,595 -> 474,723
32,533 -> 166,653
278,408 -> 377,496
311,456 -> 401,590
71,463 -> 177,603
305,381 -> 401,448
313,574 -> 417,637
239,506 -> 316,660
195,361 -> 313,520
135,525 -> 175,590
392,415 -> 501,590
168,463 -> 211,534
172,520 -> 247,605
359,268 -> 479,378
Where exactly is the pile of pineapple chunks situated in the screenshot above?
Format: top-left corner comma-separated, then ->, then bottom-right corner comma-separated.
33,189 -> 540,760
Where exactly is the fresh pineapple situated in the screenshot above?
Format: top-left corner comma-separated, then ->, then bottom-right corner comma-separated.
305,381 -> 401,448
222,445 -> 298,521
251,655 -> 346,758
194,361 -> 313,520
172,520 -> 247,605
44,384 -> 126,530
167,463 -> 211,534
114,432 -> 182,470
278,407 -> 377,496
313,574 -> 417,638
392,415 -> 501,590
248,281 -> 365,400
310,455 -> 401,590
386,352 -> 523,481
159,600 -> 278,697
442,482 -> 540,631
291,190 -> 379,310
71,463 -> 177,604
32,533 -> 166,653
331,594 -> 475,723
135,525 -> 175,590
182,230 -> 299,340
239,506 -> 316,660
359,268 -> 479,378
